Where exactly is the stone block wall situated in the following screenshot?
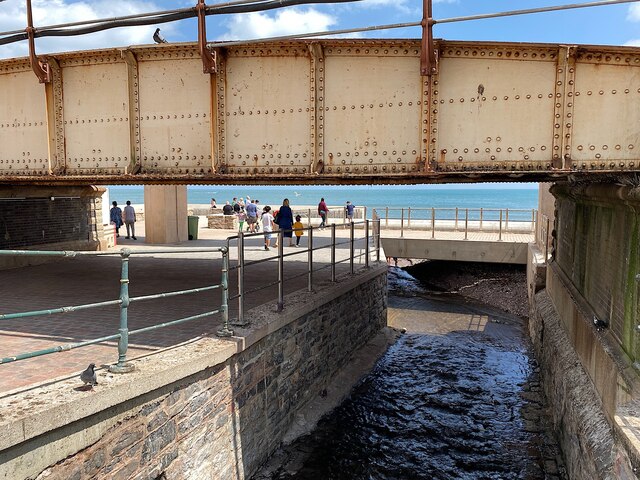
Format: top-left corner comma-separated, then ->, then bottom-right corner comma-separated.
12,267 -> 388,480
208,214 -> 238,230
0,186 -> 105,269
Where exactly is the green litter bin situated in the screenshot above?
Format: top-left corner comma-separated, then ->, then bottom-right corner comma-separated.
188,215 -> 199,240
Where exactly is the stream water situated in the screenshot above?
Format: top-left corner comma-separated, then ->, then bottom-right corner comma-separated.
252,267 -> 567,480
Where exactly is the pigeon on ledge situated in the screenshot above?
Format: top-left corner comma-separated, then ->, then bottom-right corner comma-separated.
80,363 -> 98,388
153,28 -> 168,44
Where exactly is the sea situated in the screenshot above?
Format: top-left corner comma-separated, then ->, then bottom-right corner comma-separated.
106,183 -> 539,221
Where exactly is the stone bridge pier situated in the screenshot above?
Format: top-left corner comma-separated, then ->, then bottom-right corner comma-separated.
528,182 -> 640,478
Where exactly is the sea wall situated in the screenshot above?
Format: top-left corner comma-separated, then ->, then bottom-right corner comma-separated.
528,183 -> 640,479
0,265 -> 387,480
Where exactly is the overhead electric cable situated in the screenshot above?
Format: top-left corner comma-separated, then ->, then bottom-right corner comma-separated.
0,0 -> 637,48
0,0 -> 360,46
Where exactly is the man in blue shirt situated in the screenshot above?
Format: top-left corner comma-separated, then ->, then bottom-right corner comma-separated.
245,200 -> 258,233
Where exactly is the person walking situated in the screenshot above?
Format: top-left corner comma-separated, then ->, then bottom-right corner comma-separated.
110,201 -> 123,238
345,200 -> 355,227
123,200 -> 137,240
262,206 -> 274,250
246,199 -> 258,233
293,215 -> 304,247
276,198 -> 294,247
318,197 -> 329,229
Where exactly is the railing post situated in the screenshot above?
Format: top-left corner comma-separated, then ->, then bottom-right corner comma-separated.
498,210 -> 503,241
110,249 -> 135,373
365,220 -> 370,268
464,208 -> 469,240
545,217 -> 550,262
216,246 -> 234,337
350,221 -> 355,274
308,226 -> 314,291
407,207 -> 411,229
431,207 -> 435,239
505,208 -> 509,231
232,234 -> 247,326
400,208 -> 405,238
455,207 -> 459,231
480,207 -> 483,231
308,208 -> 311,227
532,209 -> 536,233
278,230 -> 284,311
385,206 -> 389,227
330,223 -> 336,282
363,206 -> 367,222
376,218 -> 381,262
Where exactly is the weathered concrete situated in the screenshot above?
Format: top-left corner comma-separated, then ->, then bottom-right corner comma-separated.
208,214 -> 238,229
381,237 -> 528,264
143,185 -> 187,244
0,264 -> 387,480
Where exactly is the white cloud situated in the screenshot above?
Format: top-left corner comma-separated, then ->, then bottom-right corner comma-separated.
624,39 -> 640,46
627,4 -> 640,22
0,0 -> 172,60
221,8 -> 337,41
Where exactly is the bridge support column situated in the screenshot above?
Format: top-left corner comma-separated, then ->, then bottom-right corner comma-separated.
143,185 -> 188,244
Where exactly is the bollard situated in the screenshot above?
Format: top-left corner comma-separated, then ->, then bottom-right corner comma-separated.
110,249 -> 135,373
216,246 -> 234,337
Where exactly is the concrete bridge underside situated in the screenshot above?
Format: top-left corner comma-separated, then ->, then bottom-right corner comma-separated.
1,39 -> 639,185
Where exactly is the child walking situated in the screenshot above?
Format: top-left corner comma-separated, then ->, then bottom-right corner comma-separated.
262,206 -> 274,250
293,215 -> 304,247
237,207 -> 246,232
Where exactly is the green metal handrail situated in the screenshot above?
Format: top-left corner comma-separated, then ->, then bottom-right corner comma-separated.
0,246 -> 233,372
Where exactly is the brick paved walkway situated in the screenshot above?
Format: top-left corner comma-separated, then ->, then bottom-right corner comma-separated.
0,220 -> 370,394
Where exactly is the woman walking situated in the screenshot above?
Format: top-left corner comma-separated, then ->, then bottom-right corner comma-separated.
277,198 -> 295,247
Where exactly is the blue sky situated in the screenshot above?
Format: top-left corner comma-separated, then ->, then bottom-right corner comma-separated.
1,0 -> 639,59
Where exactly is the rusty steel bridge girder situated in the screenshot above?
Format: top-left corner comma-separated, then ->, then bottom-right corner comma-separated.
0,39 -> 639,185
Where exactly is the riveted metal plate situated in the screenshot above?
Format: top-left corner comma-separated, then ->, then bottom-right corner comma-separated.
323,55 -> 423,176
435,55 -> 556,169
63,62 -> 130,175
0,70 -> 49,175
138,58 -> 212,175
571,62 -> 640,168
223,55 -> 312,176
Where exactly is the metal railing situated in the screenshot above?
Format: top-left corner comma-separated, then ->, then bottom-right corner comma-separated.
0,247 -> 233,371
0,219 -> 381,371
226,219 -> 381,326
372,207 -> 537,240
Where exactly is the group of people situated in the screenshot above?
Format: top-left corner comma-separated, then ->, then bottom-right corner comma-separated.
110,200 -> 137,240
